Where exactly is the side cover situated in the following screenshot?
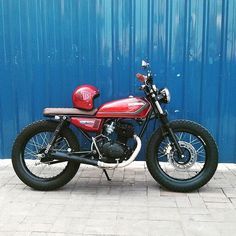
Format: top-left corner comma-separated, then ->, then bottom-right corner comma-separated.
70,117 -> 103,132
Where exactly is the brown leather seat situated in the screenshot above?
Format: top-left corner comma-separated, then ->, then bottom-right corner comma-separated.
43,108 -> 97,117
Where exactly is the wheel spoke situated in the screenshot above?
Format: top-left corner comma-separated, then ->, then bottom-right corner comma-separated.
32,137 -> 39,153
157,131 -> 206,180
158,153 -> 167,158
158,145 -> 166,153
39,133 -> 48,147
58,143 -> 68,151
27,141 -> 44,150
35,135 -> 42,149
197,145 -> 204,153
25,147 -> 37,155
189,134 -> 192,143
191,138 -> 201,145
178,132 -> 183,141
23,131 -> 69,179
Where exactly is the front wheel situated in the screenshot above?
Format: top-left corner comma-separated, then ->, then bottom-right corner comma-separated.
146,120 -> 218,192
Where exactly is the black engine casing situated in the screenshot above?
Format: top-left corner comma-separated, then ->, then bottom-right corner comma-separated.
116,121 -> 134,144
98,121 -> 134,163
101,141 -> 126,161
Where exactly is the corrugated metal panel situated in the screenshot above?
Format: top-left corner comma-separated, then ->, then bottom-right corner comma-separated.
0,0 -> 235,162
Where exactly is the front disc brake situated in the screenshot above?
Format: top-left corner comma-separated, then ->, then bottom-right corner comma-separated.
167,141 -> 197,171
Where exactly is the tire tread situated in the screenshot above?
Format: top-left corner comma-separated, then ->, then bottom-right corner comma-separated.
146,120 -> 218,192
12,120 -> 80,191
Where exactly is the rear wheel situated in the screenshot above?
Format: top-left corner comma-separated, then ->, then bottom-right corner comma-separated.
146,120 -> 218,192
12,120 -> 80,190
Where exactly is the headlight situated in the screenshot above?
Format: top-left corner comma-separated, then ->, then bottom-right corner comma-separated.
159,88 -> 171,103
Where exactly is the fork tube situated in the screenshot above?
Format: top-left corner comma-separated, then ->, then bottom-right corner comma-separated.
159,113 -> 184,157
148,92 -> 183,157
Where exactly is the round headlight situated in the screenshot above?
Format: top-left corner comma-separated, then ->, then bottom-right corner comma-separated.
159,88 -> 171,103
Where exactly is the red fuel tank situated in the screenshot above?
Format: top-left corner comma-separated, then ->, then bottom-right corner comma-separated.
96,97 -> 151,118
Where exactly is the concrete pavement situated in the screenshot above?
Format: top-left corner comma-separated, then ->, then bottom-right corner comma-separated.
0,160 -> 236,236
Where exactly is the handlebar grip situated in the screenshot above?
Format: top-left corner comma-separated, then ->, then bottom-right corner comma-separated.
136,73 -> 147,83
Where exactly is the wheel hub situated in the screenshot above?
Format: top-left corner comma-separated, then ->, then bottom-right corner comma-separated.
166,141 -> 197,171
35,148 -> 54,163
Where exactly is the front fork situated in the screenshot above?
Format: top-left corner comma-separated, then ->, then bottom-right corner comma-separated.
151,96 -> 184,157
159,113 -> 184,157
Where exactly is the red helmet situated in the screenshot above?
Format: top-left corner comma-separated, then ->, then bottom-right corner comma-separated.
72,85 -> 100,110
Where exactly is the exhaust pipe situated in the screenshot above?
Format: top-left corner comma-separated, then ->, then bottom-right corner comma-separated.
97,135 -> 141,169
51,151 -> 98,166
50,135 -> 141,169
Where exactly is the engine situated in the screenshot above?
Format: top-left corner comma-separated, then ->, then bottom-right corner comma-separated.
96,121 -> 134,163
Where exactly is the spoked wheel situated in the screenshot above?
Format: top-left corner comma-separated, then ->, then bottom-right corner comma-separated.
146,120 -> 218,192
24,132 -> 70,179
12,120 -> 80,190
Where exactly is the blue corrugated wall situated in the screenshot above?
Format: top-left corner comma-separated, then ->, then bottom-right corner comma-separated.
0,0 -> 235,162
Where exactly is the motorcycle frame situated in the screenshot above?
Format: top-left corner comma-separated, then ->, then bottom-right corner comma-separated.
45,66 -> 184,162
46,98 -> 179,158
47,107 -> 154,149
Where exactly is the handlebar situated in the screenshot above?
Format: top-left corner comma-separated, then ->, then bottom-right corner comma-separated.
136,73 -> 147,83
136,60 -> 153,85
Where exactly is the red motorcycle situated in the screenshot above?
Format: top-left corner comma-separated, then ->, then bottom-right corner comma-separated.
12,60 -> 218,192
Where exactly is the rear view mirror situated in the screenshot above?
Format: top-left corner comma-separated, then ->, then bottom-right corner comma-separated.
141,60 -> 149,69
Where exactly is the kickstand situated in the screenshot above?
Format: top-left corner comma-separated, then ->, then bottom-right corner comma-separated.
103,169 -> 111,181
